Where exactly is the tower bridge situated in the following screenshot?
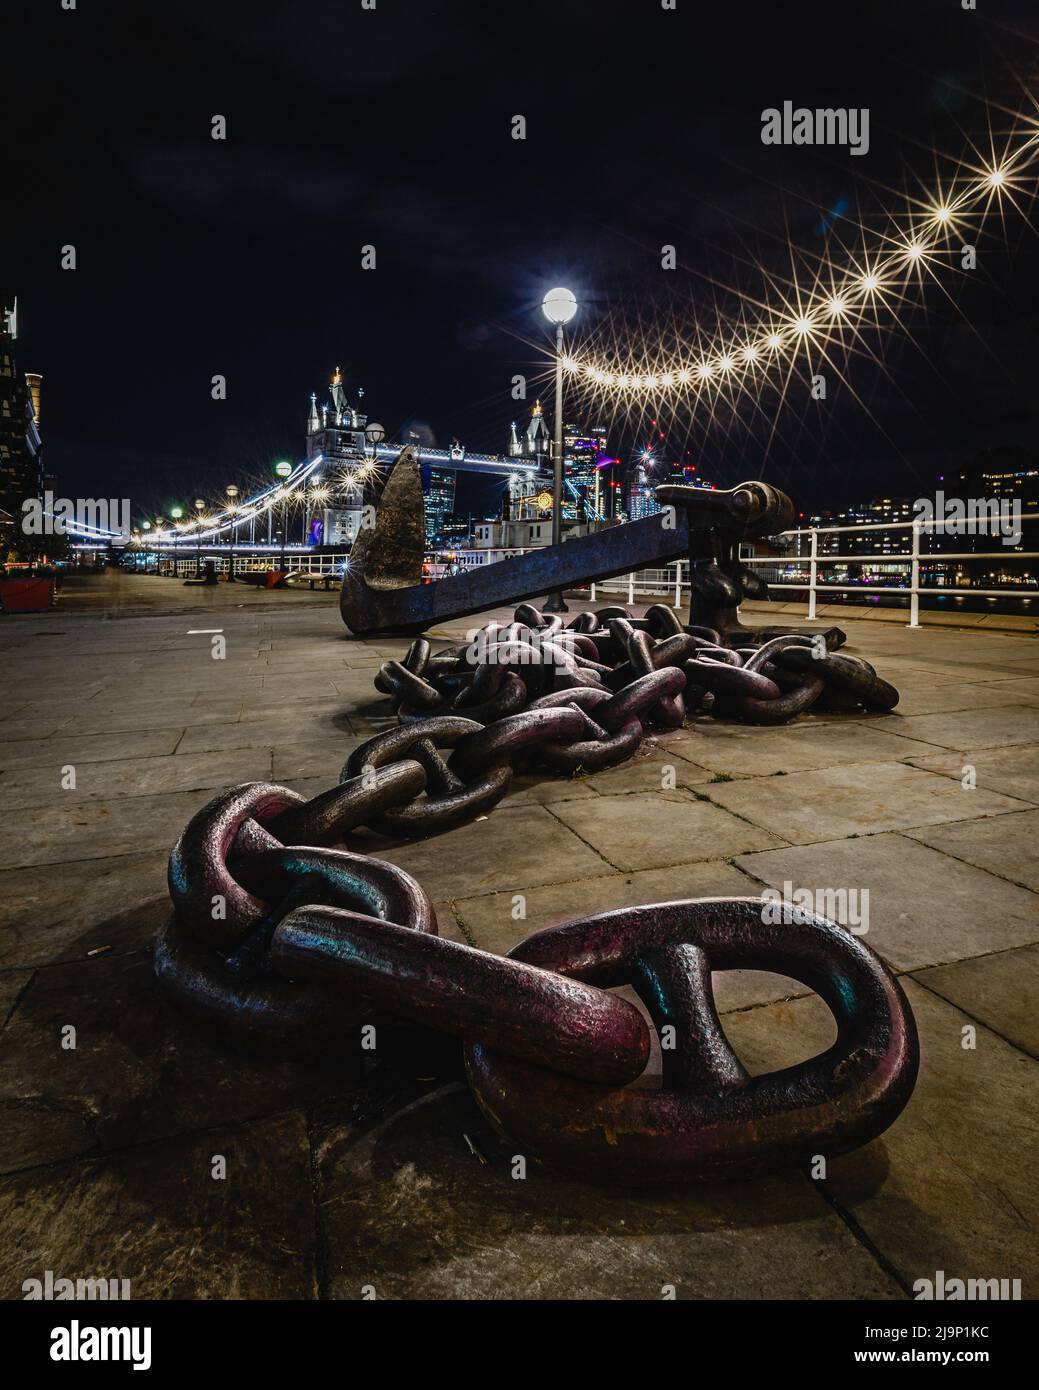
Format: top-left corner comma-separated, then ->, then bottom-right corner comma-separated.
83,369 -> 601,555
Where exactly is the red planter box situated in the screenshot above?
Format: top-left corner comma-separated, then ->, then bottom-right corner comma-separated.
0,578 -> 56,613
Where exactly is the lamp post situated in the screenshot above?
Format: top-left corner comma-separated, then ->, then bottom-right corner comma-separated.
193,498 -> 205,576
541,287 -> 577,613
274,462 -> 292,572
365,421 -> 385,465
361,422 -> 386,547
225,485 -> 239,581
169,507 -> 183,578
303,476 -> 323,545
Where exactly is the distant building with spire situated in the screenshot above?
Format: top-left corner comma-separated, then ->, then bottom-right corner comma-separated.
303,367 -> 465,545
506,401 -> 608,518
306,366 -> 370,465
0,299 -> 44,553
508,400 -> 550,462
305,367 -> 382,545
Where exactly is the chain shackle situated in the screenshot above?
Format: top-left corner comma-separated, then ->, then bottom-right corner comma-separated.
464,898 -> 919,1185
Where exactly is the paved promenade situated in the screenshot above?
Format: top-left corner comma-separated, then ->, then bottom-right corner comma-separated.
1,569 -> 1037,1299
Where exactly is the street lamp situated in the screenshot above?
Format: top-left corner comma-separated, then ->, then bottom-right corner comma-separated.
273,463 -> 293,572
364,421 -> 385,466
300,477 -> 315,545
280,490 -> 294,573
306,477 -> 332,547
194,498 -> 205,575
541,287 -> 577,612
166,508 -> 184,577
363,423 -> 386,502
225,485 -> 239,581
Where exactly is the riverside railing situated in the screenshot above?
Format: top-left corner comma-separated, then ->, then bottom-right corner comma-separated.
144,515 -> 1038,627
589,513 -> 1038,627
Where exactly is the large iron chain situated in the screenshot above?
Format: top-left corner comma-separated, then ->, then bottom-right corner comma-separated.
372,602 -> 900,747
154,606 -> 917,1184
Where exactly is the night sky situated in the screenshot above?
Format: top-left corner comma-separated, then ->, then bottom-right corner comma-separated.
4,0 -> 1038,519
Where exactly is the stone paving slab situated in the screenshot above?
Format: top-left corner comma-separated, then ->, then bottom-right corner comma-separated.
260,674 -> 340,698
494,770 -> 601,806
48,702 -> 248,738
662,722 -> 938,778
706,761 -> 1029,844
911,945 -> 1039,1059
378,804 -> 614,898
450,860 -> 804,1012
0,948 -> 365,1173
176,712 -> 355,754
903,809 -> 1039,893
877,656 -> 1036,682
740,981 -> 1039,1294
0,713 -> 90,742
239,695 -> 358,723
549,792 -> 784,870
272,738 -> 359,781
0,850 -> 168,969
0,1113 -> 316,1300
888,682 -> 1039,716
561,746 -> 713,794
0,747 -> 273,809
734,833 -> 1039,972
979,676 -> 1039,697
0,727 -> 184,772
311,1084 -> 902,1300
451,858 -> 757,954
0,680 -> 110,706
982,656 -> 1039,672
906,745 -> 1039,803
873,704 -> 1039,750
81,693 -> 246,718
0,970 -> 30,1028
0,788 -> 240,869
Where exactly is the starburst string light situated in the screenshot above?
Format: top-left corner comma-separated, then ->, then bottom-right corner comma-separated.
563,117 -> 1039,412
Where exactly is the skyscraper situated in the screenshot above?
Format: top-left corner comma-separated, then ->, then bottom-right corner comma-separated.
563,421 -> 607,516
422,466 -> 456,542
0,299 -> 44,550
627,458 -> 658,519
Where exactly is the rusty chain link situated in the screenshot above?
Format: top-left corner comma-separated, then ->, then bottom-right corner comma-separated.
154,605 -> 917,1183
370,602 -> 900,767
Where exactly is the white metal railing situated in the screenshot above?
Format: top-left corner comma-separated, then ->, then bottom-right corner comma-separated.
586,514 -> 1038,627
148,552 -> 352,580
138,515 -> 1038,627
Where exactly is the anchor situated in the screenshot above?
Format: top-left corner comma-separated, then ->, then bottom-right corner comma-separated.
340,447 -> 843,646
